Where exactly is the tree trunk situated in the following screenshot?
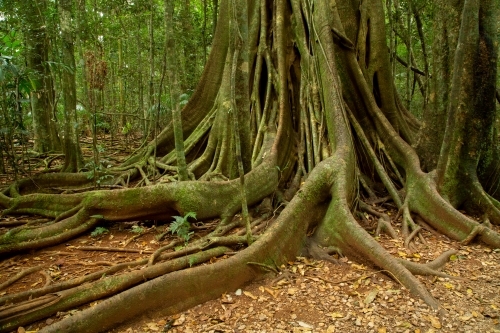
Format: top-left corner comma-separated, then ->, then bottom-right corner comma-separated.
436,0 -> 498,212
415,0 -> 463,171
59,0 -> 84,172
24,0 -> 60,153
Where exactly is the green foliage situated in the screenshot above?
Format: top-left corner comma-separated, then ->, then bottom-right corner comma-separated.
188,256 -> 196,267
0,30 -> 32,175
170,211 -> 196,243
1,30 -> 22,57
91,226 -> 109,237
122,121 -> 133,135
179,92 -> 191,107
130,225 -> 144,234
84,159 -> 113,185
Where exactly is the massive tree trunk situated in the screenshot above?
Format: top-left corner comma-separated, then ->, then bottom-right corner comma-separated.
1,0 -> 499,332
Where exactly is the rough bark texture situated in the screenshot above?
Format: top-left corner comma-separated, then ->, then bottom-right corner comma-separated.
24,0 -> 61,153
59,0 -> 84,172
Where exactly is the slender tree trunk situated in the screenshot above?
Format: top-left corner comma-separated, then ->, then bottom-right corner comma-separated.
147,1 -> 155,137
59,0 -> 84,172
165,1 -> 188,181
24,0 -> 60,153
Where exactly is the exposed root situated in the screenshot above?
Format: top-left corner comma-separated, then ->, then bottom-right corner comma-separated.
470,180 -> 500,225
396,249 -> 463,280
0,265 -> 43,291
376,217 -> 398,239
397,258 -> 463,280
122,228 -> 152,247
201,235 -> 255,249
405,225 -> 423,248
148,239 -> 183,266
398,200 -> 425,250
77,246 -> 154,254
358,201 -> 398,239
408,172 -> 500,248
460,219 -> 491,246
30,157 -> 331,333
303,238 -> 340,265
0,247 -> 230,332
40,270 -> 52,288
0,215 -> 100,255
246,261 -> 279,274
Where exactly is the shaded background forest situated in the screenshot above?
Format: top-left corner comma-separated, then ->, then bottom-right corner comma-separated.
0,0 -> 217,177
0,0 -> 498,178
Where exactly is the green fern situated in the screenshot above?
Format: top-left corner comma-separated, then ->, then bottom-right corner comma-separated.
91,227 -> 109,238
170,212 -> 196,243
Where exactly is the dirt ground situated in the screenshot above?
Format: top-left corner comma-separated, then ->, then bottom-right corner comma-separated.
1,216 -> 499,333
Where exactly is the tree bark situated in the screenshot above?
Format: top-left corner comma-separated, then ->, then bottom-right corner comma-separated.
59,0 -> 84,172
24,0 -> 60,153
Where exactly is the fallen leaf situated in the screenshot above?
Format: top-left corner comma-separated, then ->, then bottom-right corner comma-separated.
398,322 -> 413,328
173,314 -> 185,326
146,322 -> 159,331
364,289 -> 378,305
287,287 -> 298,296
264,287 -> 277,298
297,321 -> 313,329
428,315 -> 441,329
330,312 -> 344,319
459,314 -> 473,321
243,291 -> 258,300
443,282 -> 454,289
377,328 -> 386,333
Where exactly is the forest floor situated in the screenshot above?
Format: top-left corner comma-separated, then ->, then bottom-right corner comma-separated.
1,136 -> 500,333
1,216 -> 499,333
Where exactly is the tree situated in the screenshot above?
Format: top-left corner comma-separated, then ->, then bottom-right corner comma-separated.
58,0 -> 84,172
0,0 -> 498,332
22,0 -> 61,153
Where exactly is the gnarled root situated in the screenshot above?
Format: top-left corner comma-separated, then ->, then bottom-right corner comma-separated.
0,247 -> 230,332
408,171 -> 500,249
33,154 -> 336,333
0,154 -> 280,255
